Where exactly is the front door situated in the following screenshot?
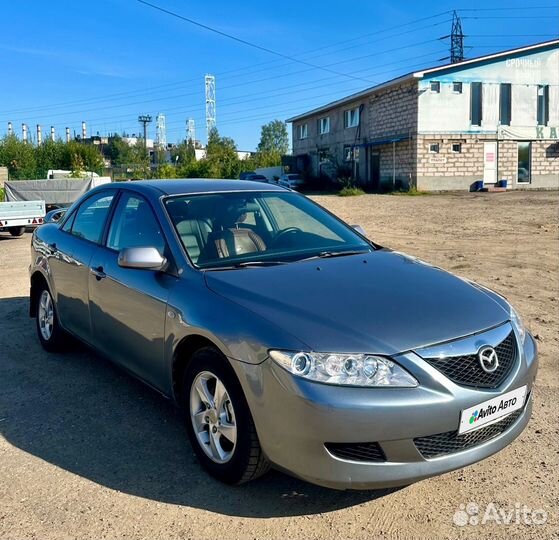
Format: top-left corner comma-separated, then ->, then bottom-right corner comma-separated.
88,192 -> 173,389
370,152 -> 380,191
51,191 -> 115,343
483,142 -> 498,184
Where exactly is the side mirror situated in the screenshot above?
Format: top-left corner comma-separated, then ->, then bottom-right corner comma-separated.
118,247 -> 166,271
45,209 -> 66,224
351,224 -> 366,237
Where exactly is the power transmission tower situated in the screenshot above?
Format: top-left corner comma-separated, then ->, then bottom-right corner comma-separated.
138,114 -> 152,155
450,11 -> 464,63
156,113 -> 167,148
205,74 -> 216,139
186,118 -> 196,145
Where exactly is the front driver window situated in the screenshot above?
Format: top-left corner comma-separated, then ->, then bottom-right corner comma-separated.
107,193 -> 166,255
70,192 -> 115,244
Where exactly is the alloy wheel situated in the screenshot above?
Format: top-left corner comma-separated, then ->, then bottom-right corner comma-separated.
38,290 -> 54,341
190,370 -> 237,464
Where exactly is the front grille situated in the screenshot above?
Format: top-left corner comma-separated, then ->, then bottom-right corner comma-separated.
421,331 -> 517,388
325,441 -> 386,462
414,407 -> 524,459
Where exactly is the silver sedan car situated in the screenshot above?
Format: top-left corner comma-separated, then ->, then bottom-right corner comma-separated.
30,180 -> 537,490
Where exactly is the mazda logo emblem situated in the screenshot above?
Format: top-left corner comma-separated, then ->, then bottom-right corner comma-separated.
478,346 -> 499,373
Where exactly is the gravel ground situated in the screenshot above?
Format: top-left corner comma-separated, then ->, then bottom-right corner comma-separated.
1,190 -> 558,540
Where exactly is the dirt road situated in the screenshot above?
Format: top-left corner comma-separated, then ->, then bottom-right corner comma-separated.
1,190 -> 557,539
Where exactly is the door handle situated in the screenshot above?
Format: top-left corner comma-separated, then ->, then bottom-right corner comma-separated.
90,266 -> 106,280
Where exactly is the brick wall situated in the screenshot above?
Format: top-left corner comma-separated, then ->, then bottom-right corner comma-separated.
416,135 -> 559,190
368,81 -> 418,138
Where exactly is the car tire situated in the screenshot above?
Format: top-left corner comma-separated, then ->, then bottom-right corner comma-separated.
182,346 -> 270,485
35,286 -> 67,352
8,226 -> 26,237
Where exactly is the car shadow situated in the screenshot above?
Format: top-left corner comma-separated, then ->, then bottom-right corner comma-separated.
0,296 -> 400,517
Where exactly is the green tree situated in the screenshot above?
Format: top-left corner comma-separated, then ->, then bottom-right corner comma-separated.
64,141 -> 104,175
171,138 -> 196,166
0,135 -> 37,179
35,139 -> 67,177
257,120 -> 289,156
205,128 -> 242,178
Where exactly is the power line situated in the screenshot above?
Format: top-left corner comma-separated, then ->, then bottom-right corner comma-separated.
137,0 -> 375,83
1,37 -> 446,123
0,12 -> 453,117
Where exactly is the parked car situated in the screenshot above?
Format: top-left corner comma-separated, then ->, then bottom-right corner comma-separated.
278,173 -> 304,189
239,171 -> 256,180
243,174 -> 269,183
30,179 -> 537,490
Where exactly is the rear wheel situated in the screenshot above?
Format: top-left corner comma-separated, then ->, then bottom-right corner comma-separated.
8,226 -> 25,237
182,347 -> 270,484
36,287 -> 67,352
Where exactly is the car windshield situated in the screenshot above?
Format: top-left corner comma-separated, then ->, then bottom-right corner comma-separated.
165,191 -> 372,269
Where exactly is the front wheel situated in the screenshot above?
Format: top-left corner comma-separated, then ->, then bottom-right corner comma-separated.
35,287 -> 67,352
8,226 -> 25,237
182,347 -> 270,484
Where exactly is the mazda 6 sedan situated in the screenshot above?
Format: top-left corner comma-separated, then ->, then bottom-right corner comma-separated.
29,179 -> 537,490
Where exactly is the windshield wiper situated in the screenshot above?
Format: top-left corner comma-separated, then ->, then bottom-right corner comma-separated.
205,260 -> 287,271
297,249 -> 371,263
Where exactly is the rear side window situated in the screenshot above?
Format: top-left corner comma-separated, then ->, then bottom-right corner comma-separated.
69,192 -> 115,244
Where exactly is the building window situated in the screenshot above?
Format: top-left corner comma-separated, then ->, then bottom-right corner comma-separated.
537,85 -> 549,126
298,124 -> 308,140
453,82 -> 463,94
344,108 -> 360,128
452,143 -> 462,153
517,142 -> 531,183
343,145 -> 360,162
318,148 -> 330,163
499,83 -> 512,126
429,143 -> 440,154
430,81 -> 441,93
471,82 -> 483,126
318,117 -> 330,135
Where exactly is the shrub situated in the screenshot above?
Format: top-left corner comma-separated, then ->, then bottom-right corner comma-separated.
339,186 -> 365,197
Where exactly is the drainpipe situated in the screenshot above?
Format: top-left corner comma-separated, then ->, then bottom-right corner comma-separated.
392,140 -> 396,191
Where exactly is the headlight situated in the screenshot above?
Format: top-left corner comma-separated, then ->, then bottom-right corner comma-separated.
510,305 -> 526,345
269,350 -> 418,387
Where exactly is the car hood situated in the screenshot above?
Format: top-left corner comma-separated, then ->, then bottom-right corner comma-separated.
204,250 -> 510,354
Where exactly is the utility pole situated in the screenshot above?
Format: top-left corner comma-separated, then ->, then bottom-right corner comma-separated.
138,114 -> 152,156
450,11 -> 464,63
205,74 -> 216,140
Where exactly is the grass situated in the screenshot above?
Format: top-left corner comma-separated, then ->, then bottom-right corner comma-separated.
390,187 -> 432,196
0,187 -> 4,202
338,186 -> 365,197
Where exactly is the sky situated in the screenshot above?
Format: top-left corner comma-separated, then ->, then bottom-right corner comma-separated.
0,0 -> 557,150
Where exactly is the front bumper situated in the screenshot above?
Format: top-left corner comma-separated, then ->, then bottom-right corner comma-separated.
232,329 -> 538,490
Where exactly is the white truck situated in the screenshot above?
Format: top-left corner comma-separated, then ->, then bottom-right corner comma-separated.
0,200 -> 46,237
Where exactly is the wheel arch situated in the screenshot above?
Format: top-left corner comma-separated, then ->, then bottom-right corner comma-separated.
29,271 -> 50,318
172,334 -> 229,405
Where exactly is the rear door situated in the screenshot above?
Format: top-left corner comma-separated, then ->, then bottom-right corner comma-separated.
88,192 -> 175,388
49,191 -> 116,342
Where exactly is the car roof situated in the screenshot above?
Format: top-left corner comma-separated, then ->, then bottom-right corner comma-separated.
101,178 -> 288,197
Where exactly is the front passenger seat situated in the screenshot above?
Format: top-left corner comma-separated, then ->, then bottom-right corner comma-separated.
176,219 -> 211,263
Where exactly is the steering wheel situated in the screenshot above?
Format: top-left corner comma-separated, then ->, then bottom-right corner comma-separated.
273,227 -> 302,246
